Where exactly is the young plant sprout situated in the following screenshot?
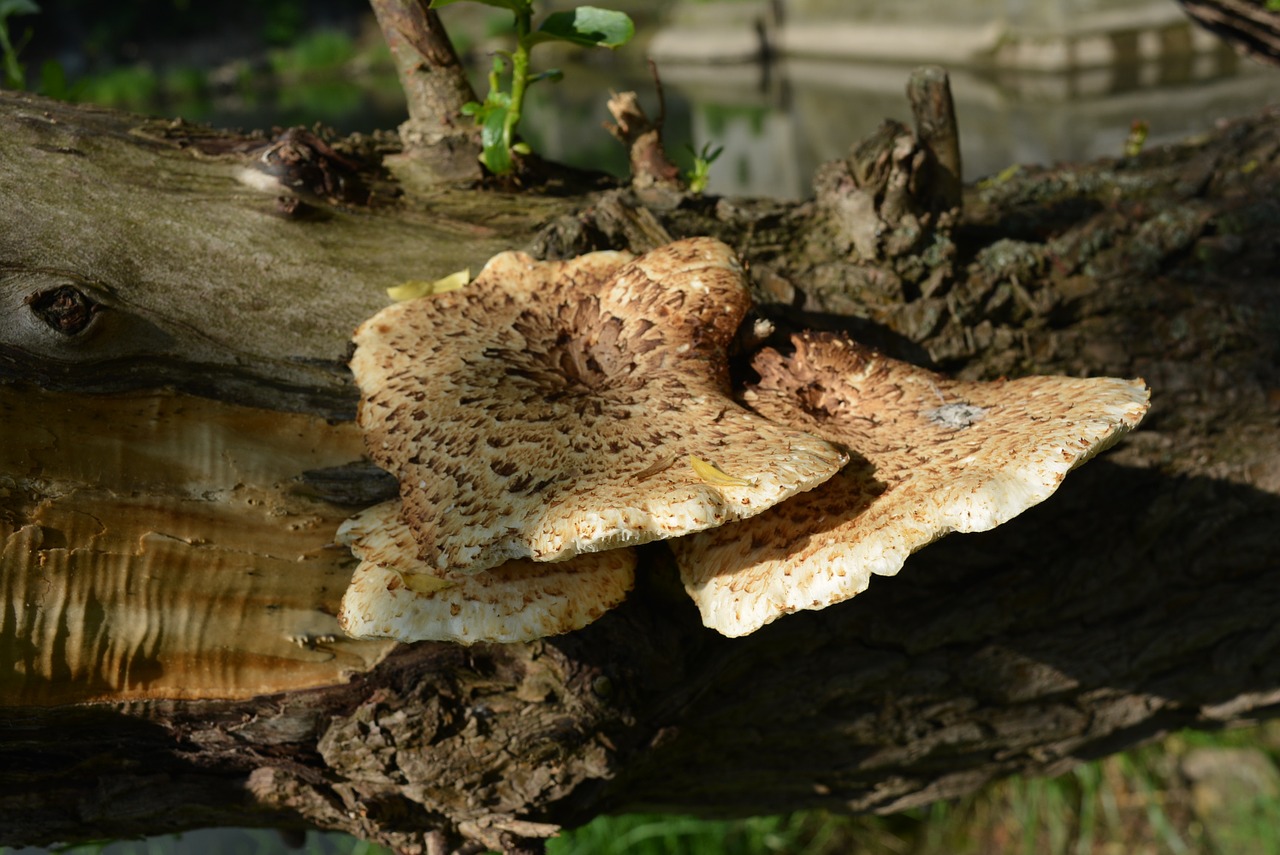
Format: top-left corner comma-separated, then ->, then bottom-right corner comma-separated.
0,0 -> 40,89
685,141 -> 724,194
430,0 -> 635,175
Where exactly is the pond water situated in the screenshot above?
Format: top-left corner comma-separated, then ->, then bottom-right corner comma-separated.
190,45 -> 1279,202
527,44 -> 1280,197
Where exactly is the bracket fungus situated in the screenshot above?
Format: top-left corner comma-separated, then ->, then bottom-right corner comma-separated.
338,501 -> 636,644
342,236 -> 1150,644
349,237 -> 847,575
672,332 -> 1151,637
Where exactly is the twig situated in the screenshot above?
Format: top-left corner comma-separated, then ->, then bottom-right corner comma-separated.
906,65 -> 963,214
367,0 -> 483,183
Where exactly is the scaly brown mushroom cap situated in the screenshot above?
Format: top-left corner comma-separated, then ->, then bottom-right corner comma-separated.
350,238 -> 847,575
674,332 -> 1151,637
338,501 -> 637,644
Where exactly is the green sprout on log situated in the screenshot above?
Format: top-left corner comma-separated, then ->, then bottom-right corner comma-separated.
430,0 -> 634,175
1124,119 -> 1149,158
685,141 -> 724,195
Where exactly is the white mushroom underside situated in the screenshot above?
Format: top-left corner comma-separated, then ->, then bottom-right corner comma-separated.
674,333 -> 1151,637
338,501 -> 636,644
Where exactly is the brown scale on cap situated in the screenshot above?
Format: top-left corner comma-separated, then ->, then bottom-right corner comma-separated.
338,501 -> 636,644
673,332 -> 1151,637
349,238 -> 847,576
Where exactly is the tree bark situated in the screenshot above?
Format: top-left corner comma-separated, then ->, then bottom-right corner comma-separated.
368,0 -> 485,186
3,88 -> 1280,854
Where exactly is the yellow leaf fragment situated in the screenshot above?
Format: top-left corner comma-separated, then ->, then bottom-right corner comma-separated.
386,281 -> 433,301
978,163 -> 1021,190
386,268 -> 471,301
400,572 -> 454,595
689,454 -> 753,487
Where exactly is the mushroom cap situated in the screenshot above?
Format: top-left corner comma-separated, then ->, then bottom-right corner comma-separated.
350,238 -> 848,575
674,332 -> 1151,637
338,501 -> 636,644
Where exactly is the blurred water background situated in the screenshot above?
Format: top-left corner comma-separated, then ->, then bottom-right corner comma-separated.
10,0 -> 1278,199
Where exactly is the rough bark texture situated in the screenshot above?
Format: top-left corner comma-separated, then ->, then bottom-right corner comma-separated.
368,0 -> 484,186
604,88 -> 684,206
3,85 -> 1280,854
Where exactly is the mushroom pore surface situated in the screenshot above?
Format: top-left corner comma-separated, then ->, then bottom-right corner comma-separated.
337,501 -> 637,644
674,332 -> 1151,637
348,238 -> 848,576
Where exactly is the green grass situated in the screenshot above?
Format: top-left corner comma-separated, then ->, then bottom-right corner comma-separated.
550,814 -> 811,855
72,64 -> 162,111
267,29 -> 359,78
546,721 -> 1280,855
21,22 -> 403,134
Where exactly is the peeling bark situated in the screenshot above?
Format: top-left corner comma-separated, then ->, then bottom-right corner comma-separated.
3,86 -> 1280,854
604,88 -> 683,206
368,0 -> 484,185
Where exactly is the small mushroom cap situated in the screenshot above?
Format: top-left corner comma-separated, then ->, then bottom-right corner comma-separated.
338,501 -> 636,644
350,237 -> 847,575
674,332 -> 1151,637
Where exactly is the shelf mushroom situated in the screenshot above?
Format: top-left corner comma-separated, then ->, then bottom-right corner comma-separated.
348,237 -> 847,577
337,501 -> 636,644
673,332 -> 1151,637
340,238 -> 849,643
341,236 -> 1151,644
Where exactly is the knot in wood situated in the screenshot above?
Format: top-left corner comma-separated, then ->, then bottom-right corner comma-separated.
25,285 -> 99,336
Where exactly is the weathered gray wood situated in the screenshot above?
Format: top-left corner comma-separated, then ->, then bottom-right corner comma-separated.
2,86 -> 1279,855
0,92 -> 561,415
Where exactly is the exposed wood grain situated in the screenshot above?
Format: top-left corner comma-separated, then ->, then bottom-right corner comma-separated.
0,386 -> 397,704
0,91 -> 558,414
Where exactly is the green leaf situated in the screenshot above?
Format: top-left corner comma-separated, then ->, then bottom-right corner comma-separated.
0,0 -> 39,18
480,103 -> 512,174
529,7 -> 634,48
38,58 -> 72,99
528,68 -> 563,85
429,0 -> 531,13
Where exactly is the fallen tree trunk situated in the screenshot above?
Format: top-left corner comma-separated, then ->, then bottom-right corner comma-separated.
2,87 -> 1279,854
